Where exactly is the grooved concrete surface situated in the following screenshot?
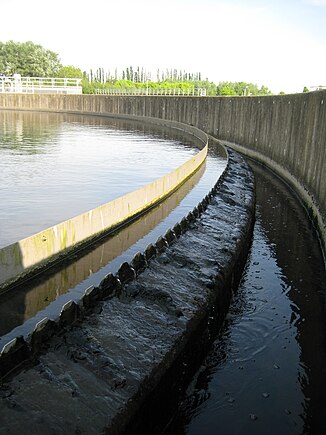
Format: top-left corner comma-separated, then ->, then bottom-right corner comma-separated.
0,150 -> 255,434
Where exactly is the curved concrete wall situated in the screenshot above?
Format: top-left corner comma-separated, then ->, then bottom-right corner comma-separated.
0,149 -> 255,433
0,91 -> 324,255
0,113 -> 208,292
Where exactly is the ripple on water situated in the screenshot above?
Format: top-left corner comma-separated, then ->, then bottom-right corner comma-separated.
166,160 -> 326,435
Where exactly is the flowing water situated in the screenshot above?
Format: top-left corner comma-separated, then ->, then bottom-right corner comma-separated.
166,160 -> 326,435
1,111 -> 325,433
0,110 -> 226,347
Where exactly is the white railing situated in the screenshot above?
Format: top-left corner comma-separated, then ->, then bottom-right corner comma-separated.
95,87 -> 207,97
0,75 -> 82,94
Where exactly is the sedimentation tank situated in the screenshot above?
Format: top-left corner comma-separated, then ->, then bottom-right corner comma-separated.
0,92 -> 324,252
0,93 -> 324,434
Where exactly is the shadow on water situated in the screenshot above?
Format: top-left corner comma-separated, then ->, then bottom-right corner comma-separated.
164,160 -> 326,435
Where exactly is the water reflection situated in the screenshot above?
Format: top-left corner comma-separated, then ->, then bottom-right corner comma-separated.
0,110 -> 61,153
0,110 -> 200,248
166,160 -> 326,435
252,163 -> 326,435
0,162 -> 204,334
0,110 -> 227,348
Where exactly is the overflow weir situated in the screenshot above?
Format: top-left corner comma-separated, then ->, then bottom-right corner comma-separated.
0,92 -> 324,253
0,115 -> 208,292
0,93 -> 324,433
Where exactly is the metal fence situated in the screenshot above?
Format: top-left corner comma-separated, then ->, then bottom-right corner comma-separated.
0,75 -> 82,94
95,87 -> 207,96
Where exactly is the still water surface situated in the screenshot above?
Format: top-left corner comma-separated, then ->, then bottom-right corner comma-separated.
0,110 -> 200,248
0,111 -> 226,347
2,111 -> 325,432
167,161 -> 326,434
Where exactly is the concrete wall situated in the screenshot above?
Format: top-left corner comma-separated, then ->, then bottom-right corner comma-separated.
0,91 -> 325,254
0,111 -> 208,291
0,149 -> 255,431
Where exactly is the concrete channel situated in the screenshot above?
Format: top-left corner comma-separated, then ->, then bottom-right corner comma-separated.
0,91 -> 324,433
0,116 -> 208,293
0,135 -> 255,433
1,92 -> 324,254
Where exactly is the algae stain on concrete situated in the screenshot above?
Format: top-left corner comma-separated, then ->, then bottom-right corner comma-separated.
72,223 -> 76,245
13,244 -> 22,268
60,227 -> 68,251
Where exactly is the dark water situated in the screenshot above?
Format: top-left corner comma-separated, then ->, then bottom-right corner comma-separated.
167,160 -> 326,435
0,110 -> 203,248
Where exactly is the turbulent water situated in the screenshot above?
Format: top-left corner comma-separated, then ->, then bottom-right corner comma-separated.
3,111 -> 324,433
166,160 -> 326,435
0,111 -> 226,348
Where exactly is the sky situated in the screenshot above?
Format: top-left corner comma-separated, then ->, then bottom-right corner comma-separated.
1,0 -> 326,93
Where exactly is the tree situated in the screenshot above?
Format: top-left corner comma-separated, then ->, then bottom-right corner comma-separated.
217,82 -> 237,95
303,86 -> 309,93
55,65 -> 83,78
258,85 -> 272,95
0,41 -> 62,76
216,81 -> 272,96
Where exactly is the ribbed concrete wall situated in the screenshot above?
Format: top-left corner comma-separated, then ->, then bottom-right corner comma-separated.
0,92 -> 325,253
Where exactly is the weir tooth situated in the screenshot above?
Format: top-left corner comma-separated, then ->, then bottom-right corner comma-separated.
82,285 -> 101,308
0,336 -> 30,378
60,300 -> 79,326
155,236 -> 169,252
164,229 -> 176,245
118,262 -> 136,284
173,223 -> 182,237
31,318 -> 57,352
131,252 -> 147,275
145,243 -> 157,261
